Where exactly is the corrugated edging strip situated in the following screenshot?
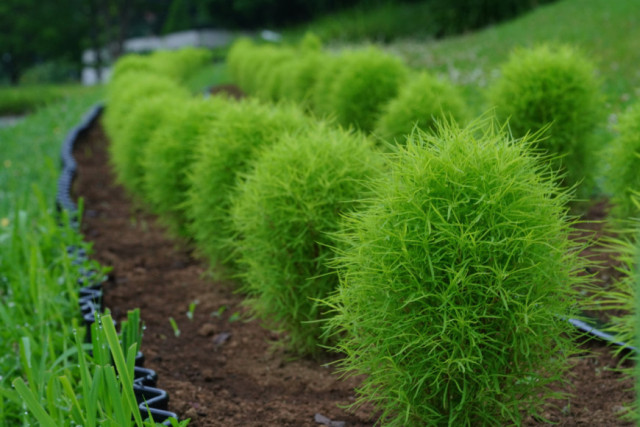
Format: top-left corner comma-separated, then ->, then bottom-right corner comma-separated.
55,103 -> 180,425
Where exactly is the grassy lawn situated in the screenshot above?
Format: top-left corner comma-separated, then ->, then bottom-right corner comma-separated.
0,84 -> 97,115
375,0 -> 640,115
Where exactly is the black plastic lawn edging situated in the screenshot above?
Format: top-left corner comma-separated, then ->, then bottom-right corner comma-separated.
55,103 -> 179,425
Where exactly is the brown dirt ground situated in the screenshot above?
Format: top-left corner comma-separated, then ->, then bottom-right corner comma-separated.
72,107 -> 635,426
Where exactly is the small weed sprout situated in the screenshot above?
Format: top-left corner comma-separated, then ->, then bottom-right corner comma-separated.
186,99 -> 309,270
605,103 -> 640,219
186,300 -> 199,321
489,44 -> 604,192
169,317 -> 181,337
375,71 -> 467,143
325,119 -> 585,425
231,124 -> 385,356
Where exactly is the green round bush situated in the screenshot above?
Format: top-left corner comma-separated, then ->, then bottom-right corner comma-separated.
325,120 -> 584,425
281,51 -> 327,109
104,72 -> 189,144
375,72 -> 467,142
253,47 -> 297,102
231,125 -> 385,355
227,38 -> 255,92
110,93 -> 190,196
186,100 -> 310,270
109,54 -> 157,83
605,103 -> 640,219
330,48 -> 408,132
489,44 -> 604,191
298,32 -> 323,52
311,54 -> 342,117
151,47 -> 213,83
141,96 -> 232,236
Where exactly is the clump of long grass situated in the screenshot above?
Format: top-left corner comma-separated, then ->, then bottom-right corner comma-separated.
231,124 -> 385,355
325,119 -> 586,425
489,44 -> 604,193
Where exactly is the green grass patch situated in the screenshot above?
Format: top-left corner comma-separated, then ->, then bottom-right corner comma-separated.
383,0 -> 640,115
0,84 -> 95,115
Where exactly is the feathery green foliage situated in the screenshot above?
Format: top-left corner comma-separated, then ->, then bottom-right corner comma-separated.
254,47 -> 297,102
110,94 -> 190,196
375,71 -> 467,143
489,44 -> 604,193
150,48 -> 213,83
280,51 -> 325,109
103,72 -> 189,145
186,100 -> 309,270
329,48 -> 408,132
226,38 -> 255,93
605,103 -> 640,219
310,54 -> 342,117
110,55 -> 158,83
142,96 -> 232,236
325,120 -> 585,425
231,125 -> 384,355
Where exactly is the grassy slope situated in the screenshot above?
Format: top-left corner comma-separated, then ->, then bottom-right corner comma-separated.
378,0 -> 639,116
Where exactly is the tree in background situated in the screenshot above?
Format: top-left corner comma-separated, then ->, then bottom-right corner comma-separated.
0,0 -> 170,85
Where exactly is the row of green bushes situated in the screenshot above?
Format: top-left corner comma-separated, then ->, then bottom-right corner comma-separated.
227,37 -> 609,197
105,48 -> 595,425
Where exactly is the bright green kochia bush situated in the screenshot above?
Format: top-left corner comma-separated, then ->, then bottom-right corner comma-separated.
109,54 -> 158,83
605,103 -> 640,219
110,48 -> 212,85
281,51 -> 326,109
110,94 -> 191,196
142,96 -> 232,236
325,120 -> 585,426
375,72 -> 468,143
150,47 -> 213,83
103,72 -> 190,145
311,55 -> 342,117
489,44 -> 604,192
227,38 -> 255,93
329,48 -> 408,132
186,99 -> 310,270
231,125 -> 385,356
253,46 -> 297,102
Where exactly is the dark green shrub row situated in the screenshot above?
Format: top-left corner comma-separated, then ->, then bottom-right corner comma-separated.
227,37 -> 468,139
106,46 -> 589,423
